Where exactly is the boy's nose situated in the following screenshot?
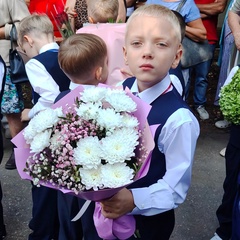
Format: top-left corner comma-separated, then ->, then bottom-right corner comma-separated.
142,45 -> 153,59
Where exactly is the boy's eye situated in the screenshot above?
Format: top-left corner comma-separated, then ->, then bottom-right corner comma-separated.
131,41 -> 142,46
157,42 -> 167,47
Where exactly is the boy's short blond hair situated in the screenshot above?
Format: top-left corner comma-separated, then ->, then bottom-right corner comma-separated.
17,13 -> 54,46
58,33 -> 107,80
126,4 -> 182,43
87,0 -> 119,23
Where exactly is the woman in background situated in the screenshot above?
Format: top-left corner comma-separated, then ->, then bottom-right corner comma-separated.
64,0 -> 126,31
0,0 -> 30,170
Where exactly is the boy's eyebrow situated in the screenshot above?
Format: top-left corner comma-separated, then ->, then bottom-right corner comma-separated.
128,35 -> 171,41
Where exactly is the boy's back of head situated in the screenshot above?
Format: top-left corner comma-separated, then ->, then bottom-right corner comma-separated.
87,0 -> 119,23
58,33 -> 107,82
18,13 -> 54,47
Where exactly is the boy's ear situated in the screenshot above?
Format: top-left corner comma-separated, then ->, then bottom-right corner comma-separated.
123,47 -> 128,65
171,44 -> 182,69
23,35 -> 33,47
95,66 -> 103,81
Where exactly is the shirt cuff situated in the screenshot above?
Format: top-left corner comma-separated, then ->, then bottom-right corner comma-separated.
4,23 -> 12,40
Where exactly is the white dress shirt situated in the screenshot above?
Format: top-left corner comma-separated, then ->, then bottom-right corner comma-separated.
25,42 -> 61,119
129,74 -> 200,216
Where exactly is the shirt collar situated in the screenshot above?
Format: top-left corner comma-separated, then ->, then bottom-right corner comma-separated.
39,42 -> 59,54
131,74 -> 172,104
69,82 -> 95,90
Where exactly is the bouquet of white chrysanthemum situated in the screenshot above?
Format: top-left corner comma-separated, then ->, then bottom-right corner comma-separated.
13,85 -> 153,200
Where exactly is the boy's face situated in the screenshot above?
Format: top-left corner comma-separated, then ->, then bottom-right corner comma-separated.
123,15 -> 182,92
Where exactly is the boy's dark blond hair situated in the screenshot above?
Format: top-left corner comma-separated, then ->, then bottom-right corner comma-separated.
87,0 -> 119,23
126,4 -> 182,43
58,33 -> 107,80
17,13 -> 54,46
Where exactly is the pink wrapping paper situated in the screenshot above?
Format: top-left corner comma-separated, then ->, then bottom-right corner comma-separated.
76,23 -> 129,86
94,208 -> 136,240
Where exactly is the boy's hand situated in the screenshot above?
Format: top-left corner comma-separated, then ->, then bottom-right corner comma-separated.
21,109 -> 31,122
100,188 -> 135,219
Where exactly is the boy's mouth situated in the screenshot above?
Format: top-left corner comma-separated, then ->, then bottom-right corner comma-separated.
140,64 -> 154,70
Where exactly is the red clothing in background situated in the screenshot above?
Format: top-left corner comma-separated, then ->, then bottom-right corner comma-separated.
194,0 -> 218,44
28,0 -> 66,37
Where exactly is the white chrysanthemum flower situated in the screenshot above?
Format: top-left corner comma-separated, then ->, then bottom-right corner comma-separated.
75,102 -> 100,120
105,89 -> 137,113
120,114 -> 139,128
101,163 -> 134,188
97,108 -> 122,130
23,123 -> 36,144
73,136 -> 102,169
101,128 -> 139,164
49,131 -> 63,151
80,87 -> 107,103
54,107 -> 64,118
30,108 -> 60,134
80,167 -> 103,190
30,129 -> 52,153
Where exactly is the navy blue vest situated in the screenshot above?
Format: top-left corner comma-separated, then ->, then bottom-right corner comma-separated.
32,50 -> 70,104
54,89 -> 71,103
123,77 -> 189,188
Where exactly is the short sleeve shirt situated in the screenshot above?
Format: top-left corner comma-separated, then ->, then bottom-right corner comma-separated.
231,0 -> 240,14
146,0 -> 201,23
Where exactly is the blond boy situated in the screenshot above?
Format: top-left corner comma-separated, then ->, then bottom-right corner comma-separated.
100,5 -> 200,239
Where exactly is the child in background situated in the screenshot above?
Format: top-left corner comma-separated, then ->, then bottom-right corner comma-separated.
77,0 -> 129,86
19,14 -> 70,122
58,34 -> 108,86
64,0 -> 126,31
87,0 -> 119,23
100,4 -> 200,239
57,33 -> 108,240
17,13 -> 70,240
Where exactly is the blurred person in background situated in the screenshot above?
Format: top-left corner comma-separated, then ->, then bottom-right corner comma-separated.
0,0 -> 30,170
